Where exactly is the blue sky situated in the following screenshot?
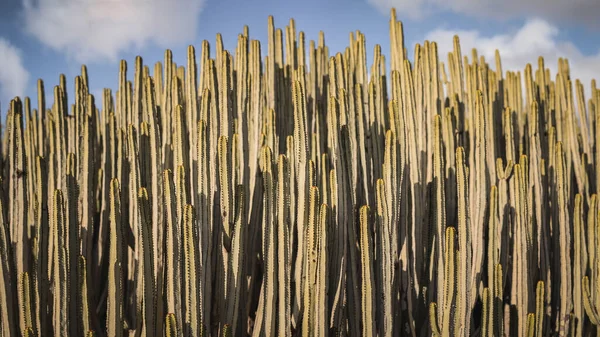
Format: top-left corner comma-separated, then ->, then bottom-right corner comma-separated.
1,0 -> 600,112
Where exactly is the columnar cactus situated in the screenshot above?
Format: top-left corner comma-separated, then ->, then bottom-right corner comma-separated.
0,8 -> 598,337
107,179 -> 123,337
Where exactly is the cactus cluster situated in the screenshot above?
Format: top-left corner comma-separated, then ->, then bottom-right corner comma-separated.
2,8 -> 600,336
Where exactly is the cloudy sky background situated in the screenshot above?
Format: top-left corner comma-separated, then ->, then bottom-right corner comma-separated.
1,0 -> 599,112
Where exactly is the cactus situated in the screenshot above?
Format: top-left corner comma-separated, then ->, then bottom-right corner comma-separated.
359,205 -> 375,337
430,302 -> 441,337
165,313 -> 179,337
455,146 -> 471,336
481,287 -> 490,337
19,272 -> 33,335
137,187 -> 156,337
182,204 -> 201,337
107,179 -> 123,337
0,188 -> 17,337
0,8 -> 598,337
51,189 -> 69,336
300,185 -> 320,337
78,255 -> 91,337
276,155 -> 291,337
225,185 -> 246,335
535,281 -> 544,337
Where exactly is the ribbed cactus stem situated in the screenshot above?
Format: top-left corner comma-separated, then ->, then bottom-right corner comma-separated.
292,77 -> 309,328
226,185 -> 246,335
8,102 -> 29,285
443,227 -> 456,337
19,272 -> 33,334
276,155 -> 291,337
138,188 -> 156,337
165,313 -> 179,337
555,142 -> 572,336
0,191 -> 17,337
301,186 -> 320,337
77,256 -> 90,337
222,324 -> 232,337
535,281 -> 544,337
218,135 -> 232,243
482,287 -> 490,337
455,147 -> 471,337
430,302 -> 441,337
359,205 -> 375,337
52,190 -> 68,336
376,178 -> 393,337
163,169 -> 182,333
34,156 -> 48,336
495,264 -> 504,337
196,120 -> 210,332
526,313 -> 535,337
582,276 -> 600,325
574,194 -> 584,337
183,204 -> 201,337
433,114 -> 446,318
108,179 -> 123,337
487,185 -> 498,337
314,203 -> 329,337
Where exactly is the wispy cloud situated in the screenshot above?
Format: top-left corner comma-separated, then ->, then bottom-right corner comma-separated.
368,0 -> 600,27
0,38 -> 29,109
22,0 -> 205,63
425,18 -> 600,95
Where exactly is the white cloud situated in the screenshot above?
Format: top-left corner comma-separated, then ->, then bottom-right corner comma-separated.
22,0 -> 205,63
425,18 -> 600,100
0,38 -> 29,109
368,0 -> 600,26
